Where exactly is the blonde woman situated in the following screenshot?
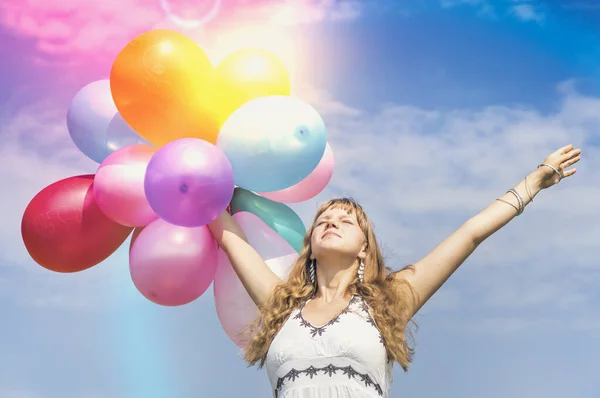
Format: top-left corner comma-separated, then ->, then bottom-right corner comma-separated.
208,144 -> 581,398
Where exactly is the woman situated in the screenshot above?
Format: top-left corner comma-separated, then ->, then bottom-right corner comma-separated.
208,144 -> 582,398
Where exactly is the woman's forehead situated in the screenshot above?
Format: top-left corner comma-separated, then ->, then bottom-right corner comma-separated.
318,207 -> 355,219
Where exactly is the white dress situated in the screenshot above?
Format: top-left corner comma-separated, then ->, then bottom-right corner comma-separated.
266,295 -> 393,398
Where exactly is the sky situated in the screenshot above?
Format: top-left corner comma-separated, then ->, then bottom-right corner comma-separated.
1,0 -> 600,397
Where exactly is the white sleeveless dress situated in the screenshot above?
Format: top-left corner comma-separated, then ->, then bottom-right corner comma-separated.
266,295 -> 393,398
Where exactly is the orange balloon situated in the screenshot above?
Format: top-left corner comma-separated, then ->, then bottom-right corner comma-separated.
110,29 -> 218,146
213,48 -> 291,126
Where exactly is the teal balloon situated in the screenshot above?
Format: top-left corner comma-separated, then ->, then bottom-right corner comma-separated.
230,188 -> 306,253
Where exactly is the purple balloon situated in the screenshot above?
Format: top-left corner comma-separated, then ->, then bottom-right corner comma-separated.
144,138 -> 234,227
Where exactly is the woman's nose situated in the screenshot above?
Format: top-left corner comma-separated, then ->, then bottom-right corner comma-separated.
325,220 -> 339,228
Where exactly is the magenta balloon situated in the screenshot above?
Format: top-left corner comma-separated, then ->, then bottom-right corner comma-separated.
213,212 -> 297,347
130,218 -> 218,306
94,144 -> 158,227
259,143 -> 334,203
144,138 -> 235,227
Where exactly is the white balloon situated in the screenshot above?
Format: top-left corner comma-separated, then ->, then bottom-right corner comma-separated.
213,212 -> 298,347
216,95 -> 327,192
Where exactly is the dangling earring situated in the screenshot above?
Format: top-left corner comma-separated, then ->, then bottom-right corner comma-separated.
358,259 -> 365,283
308,259 -> 317,288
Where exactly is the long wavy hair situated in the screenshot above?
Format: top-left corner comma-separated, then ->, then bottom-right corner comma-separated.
243,198 -> 418,371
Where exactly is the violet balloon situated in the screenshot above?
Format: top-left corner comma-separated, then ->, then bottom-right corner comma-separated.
213,212 -> 297,347
260,142 -> 334,203
144,138 -> 235,227
94,144 -> 158,227
130,218 -> 217,306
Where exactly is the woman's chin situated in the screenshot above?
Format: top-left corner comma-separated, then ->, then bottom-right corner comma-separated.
313,242 -> 355,258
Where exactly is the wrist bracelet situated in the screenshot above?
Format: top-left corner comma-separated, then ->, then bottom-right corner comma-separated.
537,163 -> 562,180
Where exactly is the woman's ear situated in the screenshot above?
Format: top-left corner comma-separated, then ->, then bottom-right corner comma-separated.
358,246 -> 367,260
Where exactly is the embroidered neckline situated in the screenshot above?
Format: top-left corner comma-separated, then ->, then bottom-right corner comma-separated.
275,363 -> 384,397
294,295 -> 358,337
293,295 -> 387,351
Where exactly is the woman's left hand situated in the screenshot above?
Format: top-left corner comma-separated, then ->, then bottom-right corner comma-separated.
537,144 -> 582,189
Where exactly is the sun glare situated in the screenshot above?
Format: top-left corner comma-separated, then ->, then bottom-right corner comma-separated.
152,7 -> 309,97
201,24 -> 301,93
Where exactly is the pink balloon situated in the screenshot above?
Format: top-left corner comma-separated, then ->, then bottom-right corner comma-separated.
213,212 -> 297,347
94,144 -> 158,227
130,218 -> 217,306
259,143 -> 334,203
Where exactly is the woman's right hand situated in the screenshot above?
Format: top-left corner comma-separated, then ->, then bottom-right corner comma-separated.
208,211 -> 283,309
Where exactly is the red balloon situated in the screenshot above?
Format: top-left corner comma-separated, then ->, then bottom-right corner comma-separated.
21,175 -> 133,273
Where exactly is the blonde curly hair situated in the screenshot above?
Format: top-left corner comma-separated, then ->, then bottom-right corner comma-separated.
243,198 -> 418,371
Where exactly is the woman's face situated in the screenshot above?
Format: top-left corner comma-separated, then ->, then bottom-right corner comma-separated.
310,207 -> 366,261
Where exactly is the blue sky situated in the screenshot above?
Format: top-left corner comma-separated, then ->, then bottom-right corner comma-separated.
1,0 -> 600,397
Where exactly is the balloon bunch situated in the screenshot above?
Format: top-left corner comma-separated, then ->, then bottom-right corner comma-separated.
21,29 -> 334,345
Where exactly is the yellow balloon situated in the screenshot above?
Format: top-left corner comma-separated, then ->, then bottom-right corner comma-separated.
213,48 -> 291,126
110,29 -> 219,146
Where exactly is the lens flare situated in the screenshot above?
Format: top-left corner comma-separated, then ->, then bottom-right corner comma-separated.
160,0 -> 222,29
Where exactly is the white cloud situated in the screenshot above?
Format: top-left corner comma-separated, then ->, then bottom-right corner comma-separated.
439,0 -> 497,18
511,3 -> 545,22
440,0 -> 547,22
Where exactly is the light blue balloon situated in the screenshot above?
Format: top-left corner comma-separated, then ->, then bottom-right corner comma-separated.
66,80 -> 150,164
230,188 -> 306,253
106,113 -> 151,153
217,96 -> 327,192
